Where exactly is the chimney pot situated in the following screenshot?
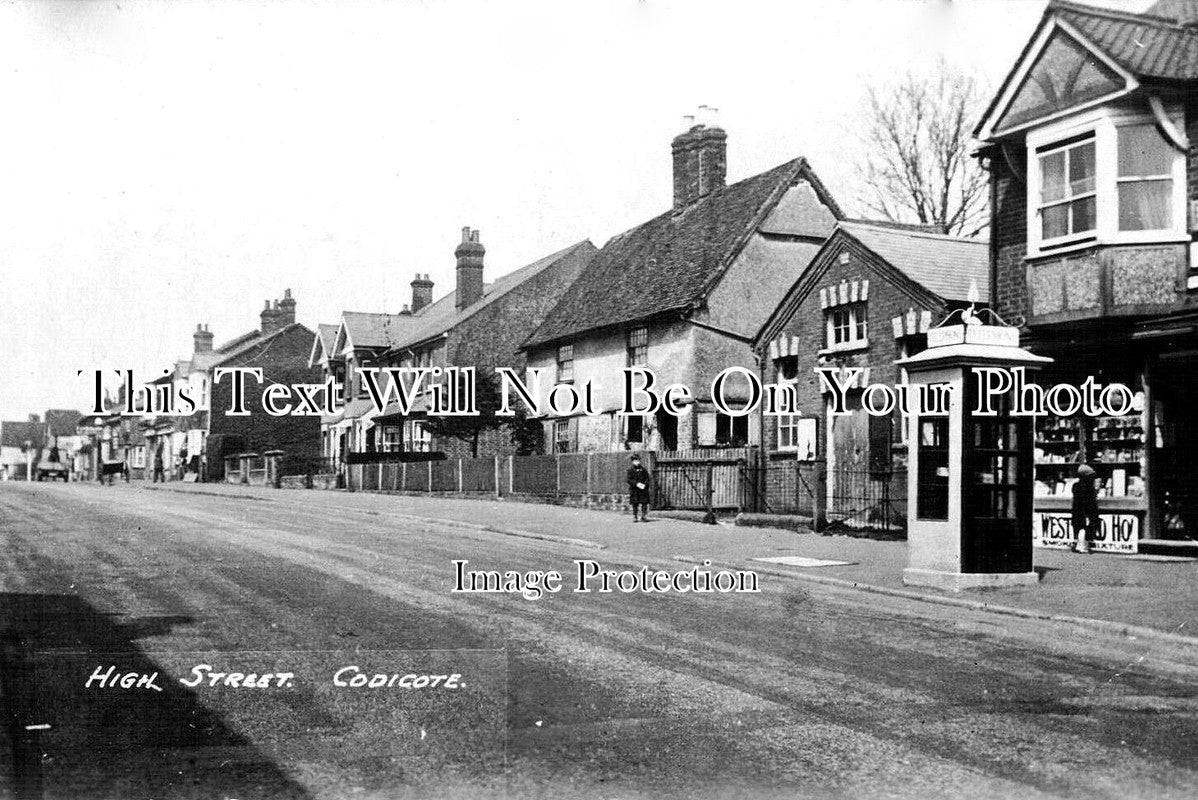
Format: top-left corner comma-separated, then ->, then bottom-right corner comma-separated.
410,272 -> 434,313
193,322 -> 214,353
454,226 -> 486,310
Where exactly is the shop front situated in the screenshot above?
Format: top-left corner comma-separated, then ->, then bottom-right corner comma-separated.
1025,320 -> 1198,553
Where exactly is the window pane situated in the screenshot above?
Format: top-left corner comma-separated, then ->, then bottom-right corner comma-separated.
1040,151 -> 1066,202
1041,203 -> 1068,239
1071,195 -> 1096,234
1069,141 -> 1095,195
1118,180 -> 1172,230
1118,124 -> 1172,177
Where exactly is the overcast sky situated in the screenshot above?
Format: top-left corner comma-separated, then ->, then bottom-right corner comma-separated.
0,0 -> 1149,420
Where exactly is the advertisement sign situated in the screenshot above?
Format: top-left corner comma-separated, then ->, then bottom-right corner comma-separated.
1032,512 -> 1139,554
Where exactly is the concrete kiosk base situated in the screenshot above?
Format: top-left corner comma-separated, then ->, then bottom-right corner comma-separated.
903,569 -> 1041,592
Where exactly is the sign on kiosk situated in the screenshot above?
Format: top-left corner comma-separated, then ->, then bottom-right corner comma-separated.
1032,512 -> 1139,554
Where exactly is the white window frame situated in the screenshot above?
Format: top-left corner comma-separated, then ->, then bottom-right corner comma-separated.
406,420 -> 431,453
777,415 -> 802,451
381,425 -> 402,453
823,302 -> 868,352
1026,104 -> 1187,258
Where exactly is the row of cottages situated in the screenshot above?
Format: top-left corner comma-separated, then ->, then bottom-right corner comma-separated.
752,221 -> 988,503
975,0 -> 1198,545
312,231 -> 596,464
520,118 -> 844,453
93,290 -> 322,482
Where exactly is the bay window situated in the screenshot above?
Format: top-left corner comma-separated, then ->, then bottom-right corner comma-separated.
1027,107 -> 1185,256
1037,136 -> 1096,242
1116,123 -> 1174,231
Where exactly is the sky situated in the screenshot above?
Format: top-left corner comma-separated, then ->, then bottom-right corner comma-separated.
0,0 -> 1151,420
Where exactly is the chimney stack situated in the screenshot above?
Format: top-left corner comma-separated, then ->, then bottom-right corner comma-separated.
454,227 -> 485,310
193,323 -> 214,354
260,299 -> 281,334
410,273 -> 434,313
671,106 -> 727,212
277,288 -> 296,326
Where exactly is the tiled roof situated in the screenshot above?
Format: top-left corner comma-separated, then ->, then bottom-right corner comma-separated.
44,409 -> 83,438
1053,1 -> 1198,80
209,323 -> 314,368
317,324 -> 338,356
0,420 -> 42,449
524,158 -> 839,349
213,329 -> 262,354
340,311 -> 420,351
838,222 -> 990,303
384,240 -> 597,354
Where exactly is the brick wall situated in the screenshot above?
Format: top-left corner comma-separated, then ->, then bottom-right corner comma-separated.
991,147 -> 1029,326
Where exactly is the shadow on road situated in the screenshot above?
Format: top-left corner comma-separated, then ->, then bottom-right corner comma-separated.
0,593 -> 310,800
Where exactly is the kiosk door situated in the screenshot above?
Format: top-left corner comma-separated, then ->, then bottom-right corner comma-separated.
962,370 -> 1033,573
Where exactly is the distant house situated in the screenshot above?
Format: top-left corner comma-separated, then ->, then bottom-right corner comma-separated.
0,415 -> 44,480
753,222 -> 989,509
43,408 -> 85,474
522,115 -> 842,453
316,309 -> 423,468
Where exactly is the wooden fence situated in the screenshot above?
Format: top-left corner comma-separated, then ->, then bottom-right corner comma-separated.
343,451 -> 654,498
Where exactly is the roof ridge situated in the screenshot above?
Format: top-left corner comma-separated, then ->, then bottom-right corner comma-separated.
1051,0 -> 1190,29
840,220 -> 988,244
385,239 -> 596,353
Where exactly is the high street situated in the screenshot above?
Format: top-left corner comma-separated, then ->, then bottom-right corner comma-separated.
1,482 -> 1196,799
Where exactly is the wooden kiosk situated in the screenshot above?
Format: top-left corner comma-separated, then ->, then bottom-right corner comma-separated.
899,320 -> 1052,591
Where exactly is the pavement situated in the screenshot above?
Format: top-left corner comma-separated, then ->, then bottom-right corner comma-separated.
143,481 -> 1198,647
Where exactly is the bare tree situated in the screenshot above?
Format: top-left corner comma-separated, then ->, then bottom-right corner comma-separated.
858,60 -> 989,237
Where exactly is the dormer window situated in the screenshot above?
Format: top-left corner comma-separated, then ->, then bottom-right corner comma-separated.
1026,106 -> 1186,256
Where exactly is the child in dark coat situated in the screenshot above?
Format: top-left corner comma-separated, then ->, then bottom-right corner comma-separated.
627,455 -> 651,522
1071,463 -> 1100,554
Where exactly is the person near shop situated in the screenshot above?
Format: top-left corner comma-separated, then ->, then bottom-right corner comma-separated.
627,454 -> 651,523
1071,463 -> 1100,554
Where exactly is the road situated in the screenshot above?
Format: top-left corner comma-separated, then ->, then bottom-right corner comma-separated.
0,482 -> 1196,800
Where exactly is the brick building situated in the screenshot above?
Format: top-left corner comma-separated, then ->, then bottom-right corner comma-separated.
315,232 -> 596,462
976,0 -> 1198,548
522,111 -> 842,453
753,221 -> 988,516
144,290 -> 321,481
371,231 -> 596,458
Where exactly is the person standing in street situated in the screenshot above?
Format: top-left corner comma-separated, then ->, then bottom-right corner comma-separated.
627,454 -> 651,522
1071,463 -> 1100,554
152,444 -> 165,484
